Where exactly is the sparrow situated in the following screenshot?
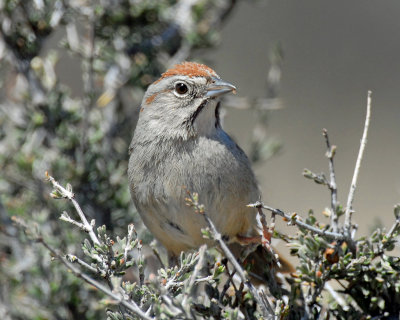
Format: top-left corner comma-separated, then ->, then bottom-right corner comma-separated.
128,62 -> 288,274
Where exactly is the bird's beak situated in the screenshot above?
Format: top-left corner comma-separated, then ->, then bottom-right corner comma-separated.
206,78 -> 237,98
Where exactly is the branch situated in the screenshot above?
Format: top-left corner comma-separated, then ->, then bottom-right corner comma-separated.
182,245 -> 206,309
322,129 -> 339,233
46,172 -> 100,246
123,224 -> 136,264
150,242 -> 166,270
44,240 -> 152,319
257,207 -> 280,268
185,192 -> 274,319
378,204 -> 400,254
12,216 -> 153,320
325,282 -> 350,312
60,211 -> 86,230
249,202 -> 346,241
66,254 -> 98,273
386,204 -> 400,239
344,91 -> 372,237
164,253 -> 200,291
219,261 -> 238,303
203,213 -> 273,318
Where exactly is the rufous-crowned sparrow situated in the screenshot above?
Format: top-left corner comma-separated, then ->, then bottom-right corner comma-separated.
128,62 -> 263,262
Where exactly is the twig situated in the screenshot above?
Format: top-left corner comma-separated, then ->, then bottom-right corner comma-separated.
60,211 -> 86,230
194,276 -> 213,284
377,204 -> 400,254
182,245 -> 206,308
66,254 -> 97,273
344,91 -> 372,237
219,279 -> 233,306
322,129 -> 339,233
150,242 -> 166,270
164,253 -> 199,291
123,223 -> 144,287
250,202 -> 346,241
260,289 -> 274,318
43,240 -> 153,320
46,173 -> 100,246
219,260 -> 238,303
310,265 -> 328,307
325,282 -> 349,312
234,282 -> 245,309
121,225 -> 144,287
301,283 -> 312,317
12,217 -> 153,320
186,193 -> 274,318
386,204 -> 400,239
204,210 -> 273,318
123,224 -> 135,265
257,206 -> 280,268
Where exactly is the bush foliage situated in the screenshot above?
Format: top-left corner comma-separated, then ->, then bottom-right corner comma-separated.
1,1 -> 400,319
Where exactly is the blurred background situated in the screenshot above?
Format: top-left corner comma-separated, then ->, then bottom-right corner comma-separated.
52,0 -> 400,236
52,0 -> 400,234
204,0 -> 400,236
1,0 -> 400,318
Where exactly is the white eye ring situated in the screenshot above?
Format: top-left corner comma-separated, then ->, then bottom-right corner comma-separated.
174,82 -> 190,97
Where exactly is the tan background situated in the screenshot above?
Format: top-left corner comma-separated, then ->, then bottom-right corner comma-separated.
201,0 -> 400,237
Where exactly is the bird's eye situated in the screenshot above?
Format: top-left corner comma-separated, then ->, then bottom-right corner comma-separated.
175,82 -> 189,95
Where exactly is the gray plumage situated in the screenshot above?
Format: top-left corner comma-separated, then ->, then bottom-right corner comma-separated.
128,62 -> 260,256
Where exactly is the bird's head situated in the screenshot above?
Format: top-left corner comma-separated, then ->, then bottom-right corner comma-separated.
138,62 -> 236,139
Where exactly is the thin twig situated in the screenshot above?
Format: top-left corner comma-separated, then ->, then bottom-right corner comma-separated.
260,289 -> 274,318
250,202 -> 345,240
186,196 -> 274,318
164,254 -> 199,291
233,282 -> 245,309
322,129 -> 339,233
60,211 -> 86,230
66,254 -> 98,273
377,204 -> 400,254
257,207 -> 280,268
386,204 -> 400,239
123,224 -> 135,263
204,211 -> 273,317
151,243 -> 166,270
194,276 -> 213,284
43,240 -> 153,320
344,91 -> 372,237
219,260 -> 237,303
46,173 -> 100,246
182,245 -> 206,308
12,217 -> 153,320
325,282 -> 349,312
301,283 -> 312,317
